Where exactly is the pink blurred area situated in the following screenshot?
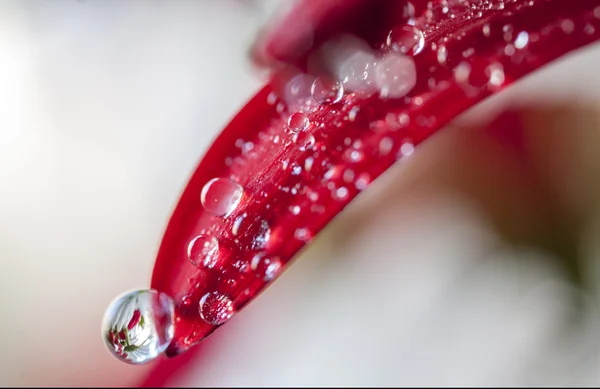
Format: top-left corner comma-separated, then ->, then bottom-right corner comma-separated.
1,1 -> 600,387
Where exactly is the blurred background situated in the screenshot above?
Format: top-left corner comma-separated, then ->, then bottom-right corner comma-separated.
0,0 -> 600,386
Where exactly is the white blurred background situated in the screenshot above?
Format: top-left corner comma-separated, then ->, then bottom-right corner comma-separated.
1,1 -> 600,387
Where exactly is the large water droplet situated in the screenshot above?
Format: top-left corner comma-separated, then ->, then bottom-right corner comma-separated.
201,177 -> 244,217
311,77 -> 344,105
102,289 -> 175,365
187,234 -> 219,269
287,112 -> 310,133
387,25 -> 425,56
374,52 -> 417,98
199,291 -> 235,325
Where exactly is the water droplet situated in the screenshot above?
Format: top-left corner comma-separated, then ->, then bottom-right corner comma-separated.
348,106 -> 360,121
514,31 -> 529,49
482,23 -> 491,37
333,187 -> 349,200
398,140 -> 415,158
374,53 -> 417,99
201,178 -> 244,217
251,253 -> 282,281
287,112 -> 310,133
102,289 -> 175,365
251,220 -> 271,251
561,19 -> 574,34
187,234 -> 219,269
294,227 -> 312,242
437,44 -> 448,65
294,132 -> 316,151
344,148 -> 364,163
379,137 -> 394,156
355,173 -> 371,190
387,25 -> 425,56
199,292 -> 235,325
311,77 -> 344,104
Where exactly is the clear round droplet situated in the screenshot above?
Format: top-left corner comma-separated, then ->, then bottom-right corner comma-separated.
374,52 -> 417,99
251,253 -> 283,281
311,77 -> 344,105
102,289 -> 175,365
199,291 -> 235,325
201,177 -> 244,217
387,25 -> 425,56
187,234 -> 219,269
287,112 -> 310,133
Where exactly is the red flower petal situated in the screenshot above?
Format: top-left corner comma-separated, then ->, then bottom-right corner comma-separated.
149,0 -> 600,360
127,309 -> 142,330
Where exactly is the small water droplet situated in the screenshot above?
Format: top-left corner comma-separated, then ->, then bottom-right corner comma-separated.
294,227 -> 312,242
187,234 -> 219,269
437,44 -> 448,65
348,106 -> 360,121
201,178 -> 244,217
311,77 -> 344,104
514,31 -> 529,49
561,19 -> 575,34
287,112 -> 310,133
199,292 -> 235,325
379,137 -> 394,156
344,148 -> 364,163
355,173 -> 370,190
387,25 -> 425,56
482,23 -> 491,37
251,253 -> 282,281
182,295 -> 192,306
294,132 -> 316,151
251,220 -> 271,251
333,187 -> 349,200
398,140 -> 415,158
102,289 -> 175,364
374,53 -> 417,99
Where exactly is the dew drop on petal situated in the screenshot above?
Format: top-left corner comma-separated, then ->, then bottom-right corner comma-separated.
199,291 -> 235,325
201,177 -> 244,217
311,77 -> 344,105
251,253 -> 283,281
294,132 -> 316,151
287,112 -> 310,133
387,25 -> 425,56
514,31 -> 529,49
187,234 -> 219,269
102,289 -> 175,365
